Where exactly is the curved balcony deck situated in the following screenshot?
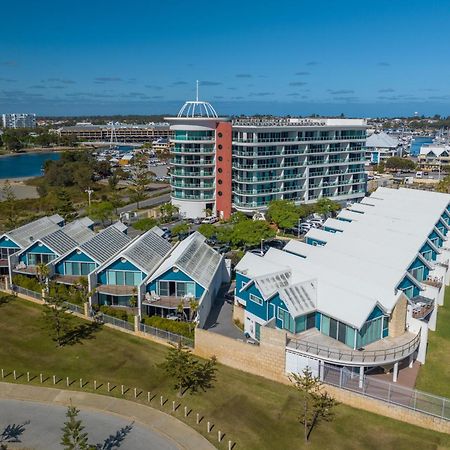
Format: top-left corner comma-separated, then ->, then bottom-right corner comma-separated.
286,328 -> 420,367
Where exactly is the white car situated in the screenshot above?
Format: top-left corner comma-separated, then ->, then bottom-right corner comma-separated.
201,216 -> 219,224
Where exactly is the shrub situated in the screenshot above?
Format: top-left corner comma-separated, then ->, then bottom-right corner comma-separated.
99,305 -> 130,322
143,316 -> 194,339
12,275 -> 41,293
133,217 -> 158,231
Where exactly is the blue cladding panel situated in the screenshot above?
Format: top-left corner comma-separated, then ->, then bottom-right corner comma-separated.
306,238 -> 326,246
235,273 -> 251,303
367,305 -> 384,320
26,242 -> 54,254
0,236 -> 20,249
245,284 -> 268,321
64,250 -> 94,263
146,268 -> 205,298
105,258 -> 141,272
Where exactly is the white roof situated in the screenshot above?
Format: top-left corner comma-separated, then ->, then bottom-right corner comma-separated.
237,187 -> 450,329
366,131 -> 398,149
419,144 -> 450,157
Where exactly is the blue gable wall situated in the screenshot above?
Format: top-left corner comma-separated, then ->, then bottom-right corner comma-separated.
306,237 -> 326,246
428,229 -> 443,247
442,211 -> 450,225
367,305 -> 384,321
235,273 -> 251,303
0,236 -> 20,249
436,218 -> 447,235
323,226 -> 342,233
98,257 -> 144,284
55,250 -> 96,275
337,217 -> 352,222
398,276 -> 420,298
19,242 -> 55,263
245,284 -> 268,321
147,267 -> 205,298
408,256 -> 430,281
420,242 -> 437,261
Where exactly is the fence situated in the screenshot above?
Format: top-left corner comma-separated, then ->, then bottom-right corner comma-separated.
101,314 -> 135,331
140,323 -> 194,348
322,363 -> 450,421
12,285 -> 42,300
64,301 -> 84,315
0,367 -> 235,449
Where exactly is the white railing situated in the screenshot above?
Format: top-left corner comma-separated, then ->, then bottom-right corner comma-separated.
288,333 -> 420,364
140,323 -> 194,348
322,363 -> 450,421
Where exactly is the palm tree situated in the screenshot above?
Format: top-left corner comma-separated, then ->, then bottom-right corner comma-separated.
36,263 -> 50,294
188,298 -> 199,333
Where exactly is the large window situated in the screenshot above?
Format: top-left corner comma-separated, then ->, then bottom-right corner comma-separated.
158,280 -> 196,297
357,316 -> 383,348
28,253 -> 56,265
0,247 -> 17,260
320,314 -> 357,348
278,307 -> 295,333
65,262 -> 96,276
106,270 -> 142,286
410,266 -> 424,282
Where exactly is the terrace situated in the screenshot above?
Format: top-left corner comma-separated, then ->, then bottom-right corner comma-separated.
96,284 -> 136,296
287,328 -> 420,366
410,295 -> 434,320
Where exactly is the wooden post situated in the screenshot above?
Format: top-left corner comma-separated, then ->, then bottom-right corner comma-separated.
80,378 -> 83,388
196,413 -> 200,424
53,375 -> 56,385
160,396 -> 163,406
147,391 -> 151,402
228,440 -> 232,450
107,382 -> 110,392
94,380 -> 97,390
40,373 -> 43,383
134,387 -> 137,398
13,370 -> 16,380
172,400 -> 175,412
66,377 -> 69,387
184,406 -> 187,417
207,421 -> 211,433
121,385 -> 124,395
27,372 -> 30,382
1,369 -> 4,379
218,431 -> 222,442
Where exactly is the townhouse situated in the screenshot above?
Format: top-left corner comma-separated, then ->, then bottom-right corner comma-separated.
235,187 -> 450,381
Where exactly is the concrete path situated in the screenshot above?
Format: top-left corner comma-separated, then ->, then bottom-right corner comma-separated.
0,382 -> 214,450
204,283 -> 244,340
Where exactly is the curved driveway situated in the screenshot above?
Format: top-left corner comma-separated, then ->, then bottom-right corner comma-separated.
0,383 -> 214,450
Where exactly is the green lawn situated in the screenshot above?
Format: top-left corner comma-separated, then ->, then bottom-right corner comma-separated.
1,295 -> 449,450
416,288 -> 450,397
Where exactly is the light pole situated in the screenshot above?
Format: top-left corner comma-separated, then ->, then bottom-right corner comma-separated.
85,187 -> 94,208
260,238 -> 264,256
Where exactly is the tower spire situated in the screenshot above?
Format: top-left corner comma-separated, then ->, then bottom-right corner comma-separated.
196,80 -> 199,102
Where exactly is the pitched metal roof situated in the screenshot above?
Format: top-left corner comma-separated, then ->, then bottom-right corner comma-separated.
365,131 -> 398,149
62,219 -> 95,244
80,224 -> 131,263
122,229 -> 172,274
149,232 -> 222,289
41,230 -> 78,256
5,215 -> 64,248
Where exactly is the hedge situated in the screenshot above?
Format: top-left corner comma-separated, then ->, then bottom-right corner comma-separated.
142,315 -> 194,339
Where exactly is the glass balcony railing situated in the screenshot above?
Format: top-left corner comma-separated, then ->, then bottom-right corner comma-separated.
172,147 -> 215,154
172,192 -> 215,200
232,135 -> 366,144
171,170 -> 214,177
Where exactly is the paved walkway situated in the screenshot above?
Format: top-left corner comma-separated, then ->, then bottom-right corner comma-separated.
0,382 -> 214,450
204,283 -> 244,340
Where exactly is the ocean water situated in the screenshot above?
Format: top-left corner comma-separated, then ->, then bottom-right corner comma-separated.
409,137 -> 433,156
0,152 -> 61,180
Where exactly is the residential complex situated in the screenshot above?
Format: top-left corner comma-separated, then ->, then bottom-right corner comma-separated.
365,131 -> 400,164
166,99 -> 367,219
58,122 -> 172,143
417,144 -> 450,171
2,113 -> 36,128
235,187 -> 450,381
0,217 -> 228,327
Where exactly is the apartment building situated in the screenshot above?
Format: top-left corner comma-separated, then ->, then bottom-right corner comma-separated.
166,99 -> 367,219
2,113 -> 36,129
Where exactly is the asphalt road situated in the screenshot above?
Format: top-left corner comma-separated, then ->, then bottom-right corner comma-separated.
0,398 -> 179,450
117,191 -> 171,214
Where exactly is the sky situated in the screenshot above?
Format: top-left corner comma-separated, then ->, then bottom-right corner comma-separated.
1,0 -> 450,118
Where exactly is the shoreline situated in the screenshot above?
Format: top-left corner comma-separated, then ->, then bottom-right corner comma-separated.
0,176 -> 36,183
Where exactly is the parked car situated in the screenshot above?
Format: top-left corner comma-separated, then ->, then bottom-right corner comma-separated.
193,217 -> 202,225
266,239 -> 286,250
215,244 -> 231,254
161,227 -> 172,239
206,235 -> 218,246
201,216 -> 219,224
166,314 -> 180,321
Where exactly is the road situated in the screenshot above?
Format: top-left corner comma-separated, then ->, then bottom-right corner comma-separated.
0,382 -> 214,450
0,398 -> 178,450
117,191 -> 171,214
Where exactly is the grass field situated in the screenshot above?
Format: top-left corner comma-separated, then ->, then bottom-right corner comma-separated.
416,288 -> 450,398
1,294 -> 450,450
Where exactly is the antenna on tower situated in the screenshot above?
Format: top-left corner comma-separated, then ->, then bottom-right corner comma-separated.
196,80 -> 199,102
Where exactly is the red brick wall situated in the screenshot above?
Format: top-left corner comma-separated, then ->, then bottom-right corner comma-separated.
215,122 -> 232,220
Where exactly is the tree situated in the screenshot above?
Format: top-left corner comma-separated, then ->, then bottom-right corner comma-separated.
197,223 -> 215,238
88,201 -> 115,226
290,368 -> 339,442
60,404 -> 90,450
133,217 -> 158,231
2,131 -> 23,152
1,180 -> 18,229
171,222 -> 190,237
36,263 -> 50,293
231,220 -> 276,248
229,211 -> 248,224
43,283 -> 73,347
159,203 -> 179,222
161,341 -> 217,397
385,156 -> 416,171
267,199 -> 300,230
314,198 -> 341,218
56,189 -> 77,221
129,154 -> 151,209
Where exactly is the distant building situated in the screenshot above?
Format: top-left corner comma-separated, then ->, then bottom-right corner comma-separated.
2,113 -> 36,129
58,122 -> 172,143
417,144 -> 450,171
365,131 -> 399,164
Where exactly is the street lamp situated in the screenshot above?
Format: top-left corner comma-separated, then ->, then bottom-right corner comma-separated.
85,187 -> 94,208
260,238 -> 264,256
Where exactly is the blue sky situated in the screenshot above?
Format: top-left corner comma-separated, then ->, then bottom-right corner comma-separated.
1,0 -> 449,117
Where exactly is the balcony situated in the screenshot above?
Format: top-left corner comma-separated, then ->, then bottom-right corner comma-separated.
287,328 -> 420,366
54,274 -> 86,286
422,276 -> 443,289
13,263 -> 37,275
96,284 -> 136,296
142,295 -> 192,310
410,295 -> 434,319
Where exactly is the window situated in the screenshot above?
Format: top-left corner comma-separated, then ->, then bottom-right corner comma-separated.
218,144 -> 223,150
422,250 -> 432,261
159,281 -> 169,296
0,247 -> 16,260
410,266 -> 424,282
218,168 -> 223,173
28,253 -> 56,265
250,293 -> 263,305
329,318 -> 338,339
218,179 -> 223,185
218,156 -> 223,161
106,270 -> 141,286
218,132 -> 223,138
158,281 -> 196,297
278,307 -> 295,333
218,191 -> 223,196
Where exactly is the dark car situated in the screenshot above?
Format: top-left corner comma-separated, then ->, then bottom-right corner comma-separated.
206,235 -> 218,246
215,244 -> 231,254
266,239 -> 286,250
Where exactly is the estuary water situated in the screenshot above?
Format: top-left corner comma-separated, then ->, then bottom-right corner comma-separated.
0,152 -> 60,180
